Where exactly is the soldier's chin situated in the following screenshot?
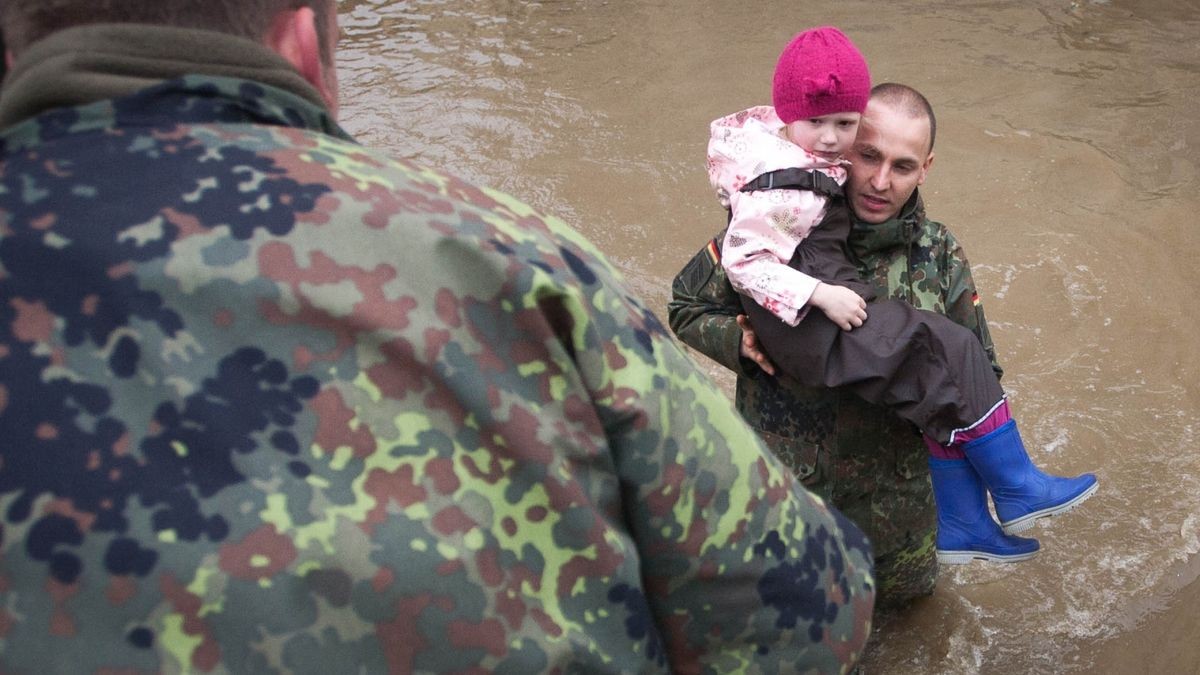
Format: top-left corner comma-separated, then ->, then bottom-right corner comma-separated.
853,196 -> 894,223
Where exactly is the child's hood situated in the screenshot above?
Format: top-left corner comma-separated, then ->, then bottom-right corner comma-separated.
706,105 -> 829,199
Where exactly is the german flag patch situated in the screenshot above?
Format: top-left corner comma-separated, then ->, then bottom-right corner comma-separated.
972,291 -> 981,306
706,238 -> 721,265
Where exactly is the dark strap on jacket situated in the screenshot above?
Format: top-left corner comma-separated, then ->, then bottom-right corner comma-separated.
739,168 -> 843,198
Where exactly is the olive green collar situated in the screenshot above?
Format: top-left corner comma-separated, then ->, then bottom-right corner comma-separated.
848,191 -> 927,258
0,23 -> 328,130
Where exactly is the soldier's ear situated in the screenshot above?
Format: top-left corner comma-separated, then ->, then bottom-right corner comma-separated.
264,7 -> 336,114
917,150 -> 935,186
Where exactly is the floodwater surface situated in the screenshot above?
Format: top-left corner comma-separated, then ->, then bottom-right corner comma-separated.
336,1 -> 1200,672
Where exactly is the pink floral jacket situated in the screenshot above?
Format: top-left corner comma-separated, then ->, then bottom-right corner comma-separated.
707,105 -> 846,326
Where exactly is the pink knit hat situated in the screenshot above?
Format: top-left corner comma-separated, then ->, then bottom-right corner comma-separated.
772,27 -> 871,124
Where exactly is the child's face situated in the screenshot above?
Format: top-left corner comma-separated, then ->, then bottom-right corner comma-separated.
784,112 -> 862,160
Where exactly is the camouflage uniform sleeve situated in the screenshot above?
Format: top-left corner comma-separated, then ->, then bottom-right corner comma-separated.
604,329 -> 877,673
666,233 -> 758,377
937,222 -> 1004,379
504,207 -> 875,672
388,166 -> 878,671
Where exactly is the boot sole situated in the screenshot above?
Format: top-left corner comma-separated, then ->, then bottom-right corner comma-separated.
1000,480 -> 1099,535
937,548 -> 1039,565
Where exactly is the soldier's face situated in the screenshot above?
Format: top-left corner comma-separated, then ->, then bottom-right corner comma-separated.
845,100 -> 935,224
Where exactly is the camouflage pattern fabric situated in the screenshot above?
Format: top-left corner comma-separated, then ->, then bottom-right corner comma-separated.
0,40 -> 876,674
669,195 -> 1001,608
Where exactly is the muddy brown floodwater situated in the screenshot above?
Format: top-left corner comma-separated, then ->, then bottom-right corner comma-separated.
336,1 -> 1200,672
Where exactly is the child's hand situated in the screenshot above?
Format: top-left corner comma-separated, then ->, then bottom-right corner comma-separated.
810,283 -> 867,331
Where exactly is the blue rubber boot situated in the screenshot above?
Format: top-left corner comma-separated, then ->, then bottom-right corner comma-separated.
962,419 -> 1099,535
929,457 -> 1040,564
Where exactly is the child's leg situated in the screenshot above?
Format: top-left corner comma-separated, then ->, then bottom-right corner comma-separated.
961,419 -> 1098,534
746,294 -> 1006,441
929,456 -> 1039,564
923,398 -> 1013,459
954,398 -> 1013,442
745,282 -> 1100,536
924,434 -> 964,460
923,399 -> 1097,533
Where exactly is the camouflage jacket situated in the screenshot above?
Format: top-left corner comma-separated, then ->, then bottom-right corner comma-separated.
0,25 -> 874,674
668,194 -> 1000,607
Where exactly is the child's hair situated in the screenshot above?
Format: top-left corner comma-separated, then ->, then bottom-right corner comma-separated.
772,27 -> 872,124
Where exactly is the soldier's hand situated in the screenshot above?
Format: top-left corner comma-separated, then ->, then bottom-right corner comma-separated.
736,314 -> 777,376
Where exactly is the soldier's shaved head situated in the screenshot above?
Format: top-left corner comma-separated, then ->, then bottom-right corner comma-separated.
870,83 -> 937,153
0,0 -> 336,58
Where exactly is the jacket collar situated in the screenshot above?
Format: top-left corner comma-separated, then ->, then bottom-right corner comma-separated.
0,23 -> 332,132
848,190 -> 926,259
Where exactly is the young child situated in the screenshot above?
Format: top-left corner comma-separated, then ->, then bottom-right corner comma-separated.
708,27 -> 1099,564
